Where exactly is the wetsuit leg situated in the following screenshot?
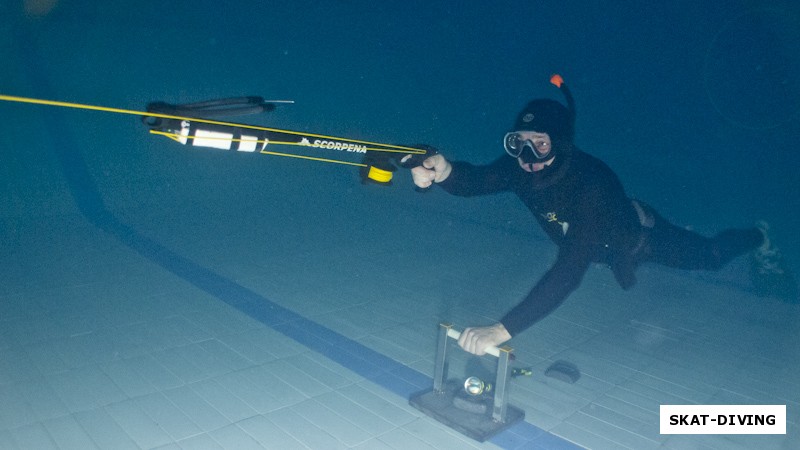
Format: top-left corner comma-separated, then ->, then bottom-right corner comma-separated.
641,211 -> 764,271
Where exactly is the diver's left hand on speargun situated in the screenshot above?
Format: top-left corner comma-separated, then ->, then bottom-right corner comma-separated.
400,147 -> 452,189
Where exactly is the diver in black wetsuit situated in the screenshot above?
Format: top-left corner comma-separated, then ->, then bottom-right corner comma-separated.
408,75 -> 785,355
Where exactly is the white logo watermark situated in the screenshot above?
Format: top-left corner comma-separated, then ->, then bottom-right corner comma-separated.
660,405 -> 786,434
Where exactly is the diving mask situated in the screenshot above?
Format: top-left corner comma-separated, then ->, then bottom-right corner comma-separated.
503,132 -> 551,160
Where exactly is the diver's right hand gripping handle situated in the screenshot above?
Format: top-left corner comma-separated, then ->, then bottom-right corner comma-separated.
398,145 -> 439,192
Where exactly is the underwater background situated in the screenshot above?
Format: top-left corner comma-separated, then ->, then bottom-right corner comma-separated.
1,0 -> 798,448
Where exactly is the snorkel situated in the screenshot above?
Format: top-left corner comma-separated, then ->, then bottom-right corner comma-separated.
550,74 -> 576,129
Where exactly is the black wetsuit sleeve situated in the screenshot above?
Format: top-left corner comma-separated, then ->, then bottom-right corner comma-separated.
500,242 -> 592,336
438,157 -> 513,197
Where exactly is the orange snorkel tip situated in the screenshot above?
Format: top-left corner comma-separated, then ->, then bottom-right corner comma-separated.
550,74 -> 564,88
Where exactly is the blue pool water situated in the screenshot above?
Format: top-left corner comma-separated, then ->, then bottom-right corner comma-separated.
2,1 -> 799,448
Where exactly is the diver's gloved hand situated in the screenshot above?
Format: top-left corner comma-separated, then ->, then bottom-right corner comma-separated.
458,323 -> 512,356
407,153 -> 452,188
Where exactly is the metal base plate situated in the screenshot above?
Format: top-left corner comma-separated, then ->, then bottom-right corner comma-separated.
409,380 -> 525,442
